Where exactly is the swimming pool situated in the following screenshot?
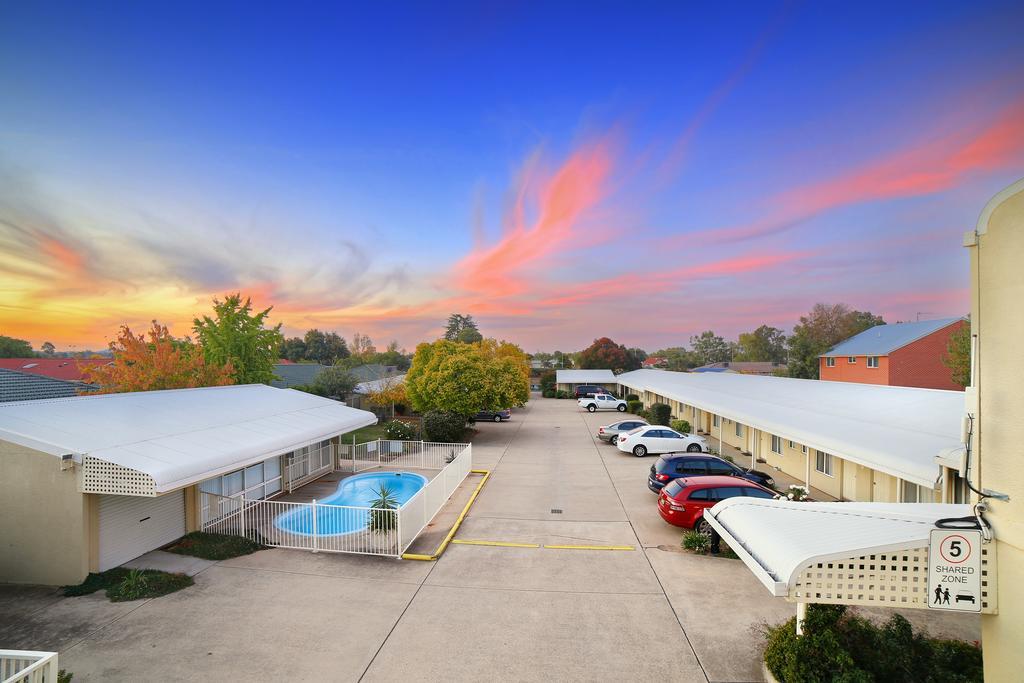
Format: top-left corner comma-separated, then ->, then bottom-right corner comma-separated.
274,471 -> 428,536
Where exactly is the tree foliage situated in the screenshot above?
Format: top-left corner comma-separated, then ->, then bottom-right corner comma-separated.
624,347 -> 647,371
41,341 -> 56,356
366,375 -> 408,409
787,303 -> 885,379
578,337 -> 629,370
0,335 -> 35,357
689,331 -> 731,366
81,322 -> 234,393
444,313 -> 481,342
350,332 -> 376,358
734,325 -> 787,363
192,294 -> 284,385
406,338 -> 529,415
311,366 -> 358,399
649,346 -> 698,371
302,329 -> 349,364
943,319 -> 971,387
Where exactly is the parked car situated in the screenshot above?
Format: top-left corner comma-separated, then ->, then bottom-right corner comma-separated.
657,476 -> 777,532
578,393 -> 628,413
473,409 -> 511,423
597,419 -> 649,445
955,591 -> 976,604
574,385 -> 612,399
647,454 -> 775,492
616,425 -> 708,457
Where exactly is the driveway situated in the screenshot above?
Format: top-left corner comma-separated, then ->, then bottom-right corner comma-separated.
1,395 -> 980,682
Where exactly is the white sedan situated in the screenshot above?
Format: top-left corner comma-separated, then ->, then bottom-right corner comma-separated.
577,394 -> 627,412
616,425 -> 709,457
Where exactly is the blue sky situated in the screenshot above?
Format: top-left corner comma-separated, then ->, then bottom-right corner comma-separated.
1,1 -> 1022,351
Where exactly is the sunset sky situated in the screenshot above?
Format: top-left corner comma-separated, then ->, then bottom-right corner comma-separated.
1,2 -> 1023,353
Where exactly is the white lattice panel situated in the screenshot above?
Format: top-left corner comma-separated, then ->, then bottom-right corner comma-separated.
791,544 -> 996,613
80,456 -> 156,496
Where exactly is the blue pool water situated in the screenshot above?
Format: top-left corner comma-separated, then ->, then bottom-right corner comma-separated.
274,471 -> 427,536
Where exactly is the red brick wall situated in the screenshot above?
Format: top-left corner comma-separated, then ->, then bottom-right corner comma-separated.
887,320 -> 966,391
820,355 -> 891,385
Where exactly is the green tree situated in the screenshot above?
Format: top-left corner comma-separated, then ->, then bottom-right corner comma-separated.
943,319 -> 971,387
312,366 -> 358,399
624,347 -> 648,371
689,331 -> 731,366
578,337 -> 629,370
443,313 -> 481,342
650,347 -> 698,371
734,325 -> 787,363
303,329 -> 349,364
279,337 -> 306,362
193,293 -> 284,385
41,341 -> 56,357
787,303 -> 885,379
456,326 -> 483,343
351,332 -> 376,358
406,338 -> 529,415
0,335 -> 35,357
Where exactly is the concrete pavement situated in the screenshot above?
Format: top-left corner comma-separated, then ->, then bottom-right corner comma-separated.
1,394 -> 979,682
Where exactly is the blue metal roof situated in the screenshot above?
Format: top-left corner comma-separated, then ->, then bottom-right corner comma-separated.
821,318 -> 963,357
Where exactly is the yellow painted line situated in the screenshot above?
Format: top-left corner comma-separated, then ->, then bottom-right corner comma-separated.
542,544 -> 635,551
452,539 -> 541,548
402,469 -> 491,561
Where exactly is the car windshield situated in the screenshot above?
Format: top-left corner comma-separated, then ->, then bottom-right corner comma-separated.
663,480 -> 684,497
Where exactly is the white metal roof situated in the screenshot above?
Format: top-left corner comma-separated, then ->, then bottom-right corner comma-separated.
0,384 -> 377,492
615,369 -> 963,486
705,498 -> 971,596
555,369 -> 616,384
355,373 -> 406,395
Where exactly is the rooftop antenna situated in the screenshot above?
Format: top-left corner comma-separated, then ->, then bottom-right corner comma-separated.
916,311 -> 933,322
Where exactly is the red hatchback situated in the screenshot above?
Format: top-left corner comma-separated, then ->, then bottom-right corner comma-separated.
658,476 -> 777,533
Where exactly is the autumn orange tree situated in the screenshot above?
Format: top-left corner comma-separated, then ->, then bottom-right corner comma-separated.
81,321 -> 234,393
366,375 -> 408,417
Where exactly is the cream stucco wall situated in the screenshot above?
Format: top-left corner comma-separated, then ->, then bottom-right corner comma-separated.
972,179 -> 1024,679
0,439 -> 91,585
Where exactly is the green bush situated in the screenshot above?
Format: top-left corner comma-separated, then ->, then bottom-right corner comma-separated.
64,567 -> 193,602
422,410 -> 467,442
763,604 -> 983,683
166,532 -> 266,561
555,390 -> 569,399
626,400 -> 644,414
681,530 -> 709,554
670,419 -> 692,434
636,409 -> 651,422
539,370 -> 556,392
58,671 -> 73,683
625,393 -> 639,402
650,403 -> 672,426
542,388 -> 556,398
383,420 -> 417,440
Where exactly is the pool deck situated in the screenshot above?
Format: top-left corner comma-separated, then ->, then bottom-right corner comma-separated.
276,466 -> 440,505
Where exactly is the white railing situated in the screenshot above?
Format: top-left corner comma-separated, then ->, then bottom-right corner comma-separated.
200,441 -> 472,559
398,444 -> 473,552
286,442 -> 335,492
1,651 -> 58,683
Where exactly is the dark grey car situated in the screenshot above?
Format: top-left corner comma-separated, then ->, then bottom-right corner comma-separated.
597,419 -> 649,445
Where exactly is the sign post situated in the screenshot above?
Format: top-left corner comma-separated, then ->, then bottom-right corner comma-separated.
927,529 -> 982,613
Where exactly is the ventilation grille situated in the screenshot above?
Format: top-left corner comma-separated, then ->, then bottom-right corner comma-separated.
81,456 -> 157,496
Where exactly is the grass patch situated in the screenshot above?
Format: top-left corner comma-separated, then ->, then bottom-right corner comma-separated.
63,567 -> 193,602
346,424 -> 389,443
165,531 -> 266,561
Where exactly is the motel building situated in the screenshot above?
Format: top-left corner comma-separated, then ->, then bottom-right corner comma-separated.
0,384 -> 378,586
554,369 -> 618,396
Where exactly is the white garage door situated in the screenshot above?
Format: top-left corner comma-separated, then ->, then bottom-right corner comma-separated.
98,491 -> 186,571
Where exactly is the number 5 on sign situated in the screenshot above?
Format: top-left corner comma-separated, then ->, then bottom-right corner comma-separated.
928,529 -> 983,613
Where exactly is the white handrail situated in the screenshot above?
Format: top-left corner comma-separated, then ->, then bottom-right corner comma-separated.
1,650 -> 58,683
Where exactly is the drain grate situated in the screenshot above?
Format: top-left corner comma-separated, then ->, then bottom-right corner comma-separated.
550,508 -> 563,514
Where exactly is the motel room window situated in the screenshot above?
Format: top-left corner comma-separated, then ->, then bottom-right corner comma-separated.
771,435 -> 782,454
713,415 -> 719,427
847,356 -> 856,364
801,445 -> 807,454
867,356 -> 879,368
200,455 -> 284,501
735,422 -> 743,437
825,357 -> 836,367
788,440 -> 795,449
815,450 -> 834,476
901,481 -> 924,503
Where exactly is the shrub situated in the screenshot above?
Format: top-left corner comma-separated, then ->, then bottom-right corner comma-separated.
650,403 -> 672,426
542,388 -> 556,398
64,567 -> 194,602
636,409 -> 651,422
539,370 -> 556,392
670,419 -> 692,434
166,532 -> 266,561
383,420 -> 417,440
626,400 -> 644,414
681,530 -> 710,554
722,454 -> 735,463
625,393 -> 639,402
368,483 -> 399,533
422,410 -> 467,442
58,671 -> 73,683
555,390 -> 569,399
763,604 -> 983,683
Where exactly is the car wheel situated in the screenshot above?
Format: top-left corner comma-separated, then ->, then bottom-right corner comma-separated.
610,435 -> 619,445
686,443 -> 702,453
493,415 -> 502,423
587,404 -> 597,412
696,519 -> 712,536
633,444 -> 647,457
616,404 -> 626,412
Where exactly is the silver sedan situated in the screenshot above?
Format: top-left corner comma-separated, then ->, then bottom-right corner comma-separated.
596,419 -> 649,445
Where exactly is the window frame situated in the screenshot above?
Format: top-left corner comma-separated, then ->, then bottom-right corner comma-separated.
867,356 -> 879,368
770,435 -> 782,455
825,357 -> 836,367
735,421 -> 742,437
848,356 -> 856,364
815,450 -> 834,476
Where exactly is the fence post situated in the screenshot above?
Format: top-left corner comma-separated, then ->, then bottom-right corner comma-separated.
312,499 -> 318,553
396,506 -> 402,558
420,440 -> 425,468
239,497 -> 247,539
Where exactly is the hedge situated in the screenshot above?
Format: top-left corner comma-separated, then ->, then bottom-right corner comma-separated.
650,403 -> 672,426
422,410 -> 467,443
670,419 -> 692,434
625,393 -> 639,402
626,400 -> 644,414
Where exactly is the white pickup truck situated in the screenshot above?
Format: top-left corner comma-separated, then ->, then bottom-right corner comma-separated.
577,393 -> 628,413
